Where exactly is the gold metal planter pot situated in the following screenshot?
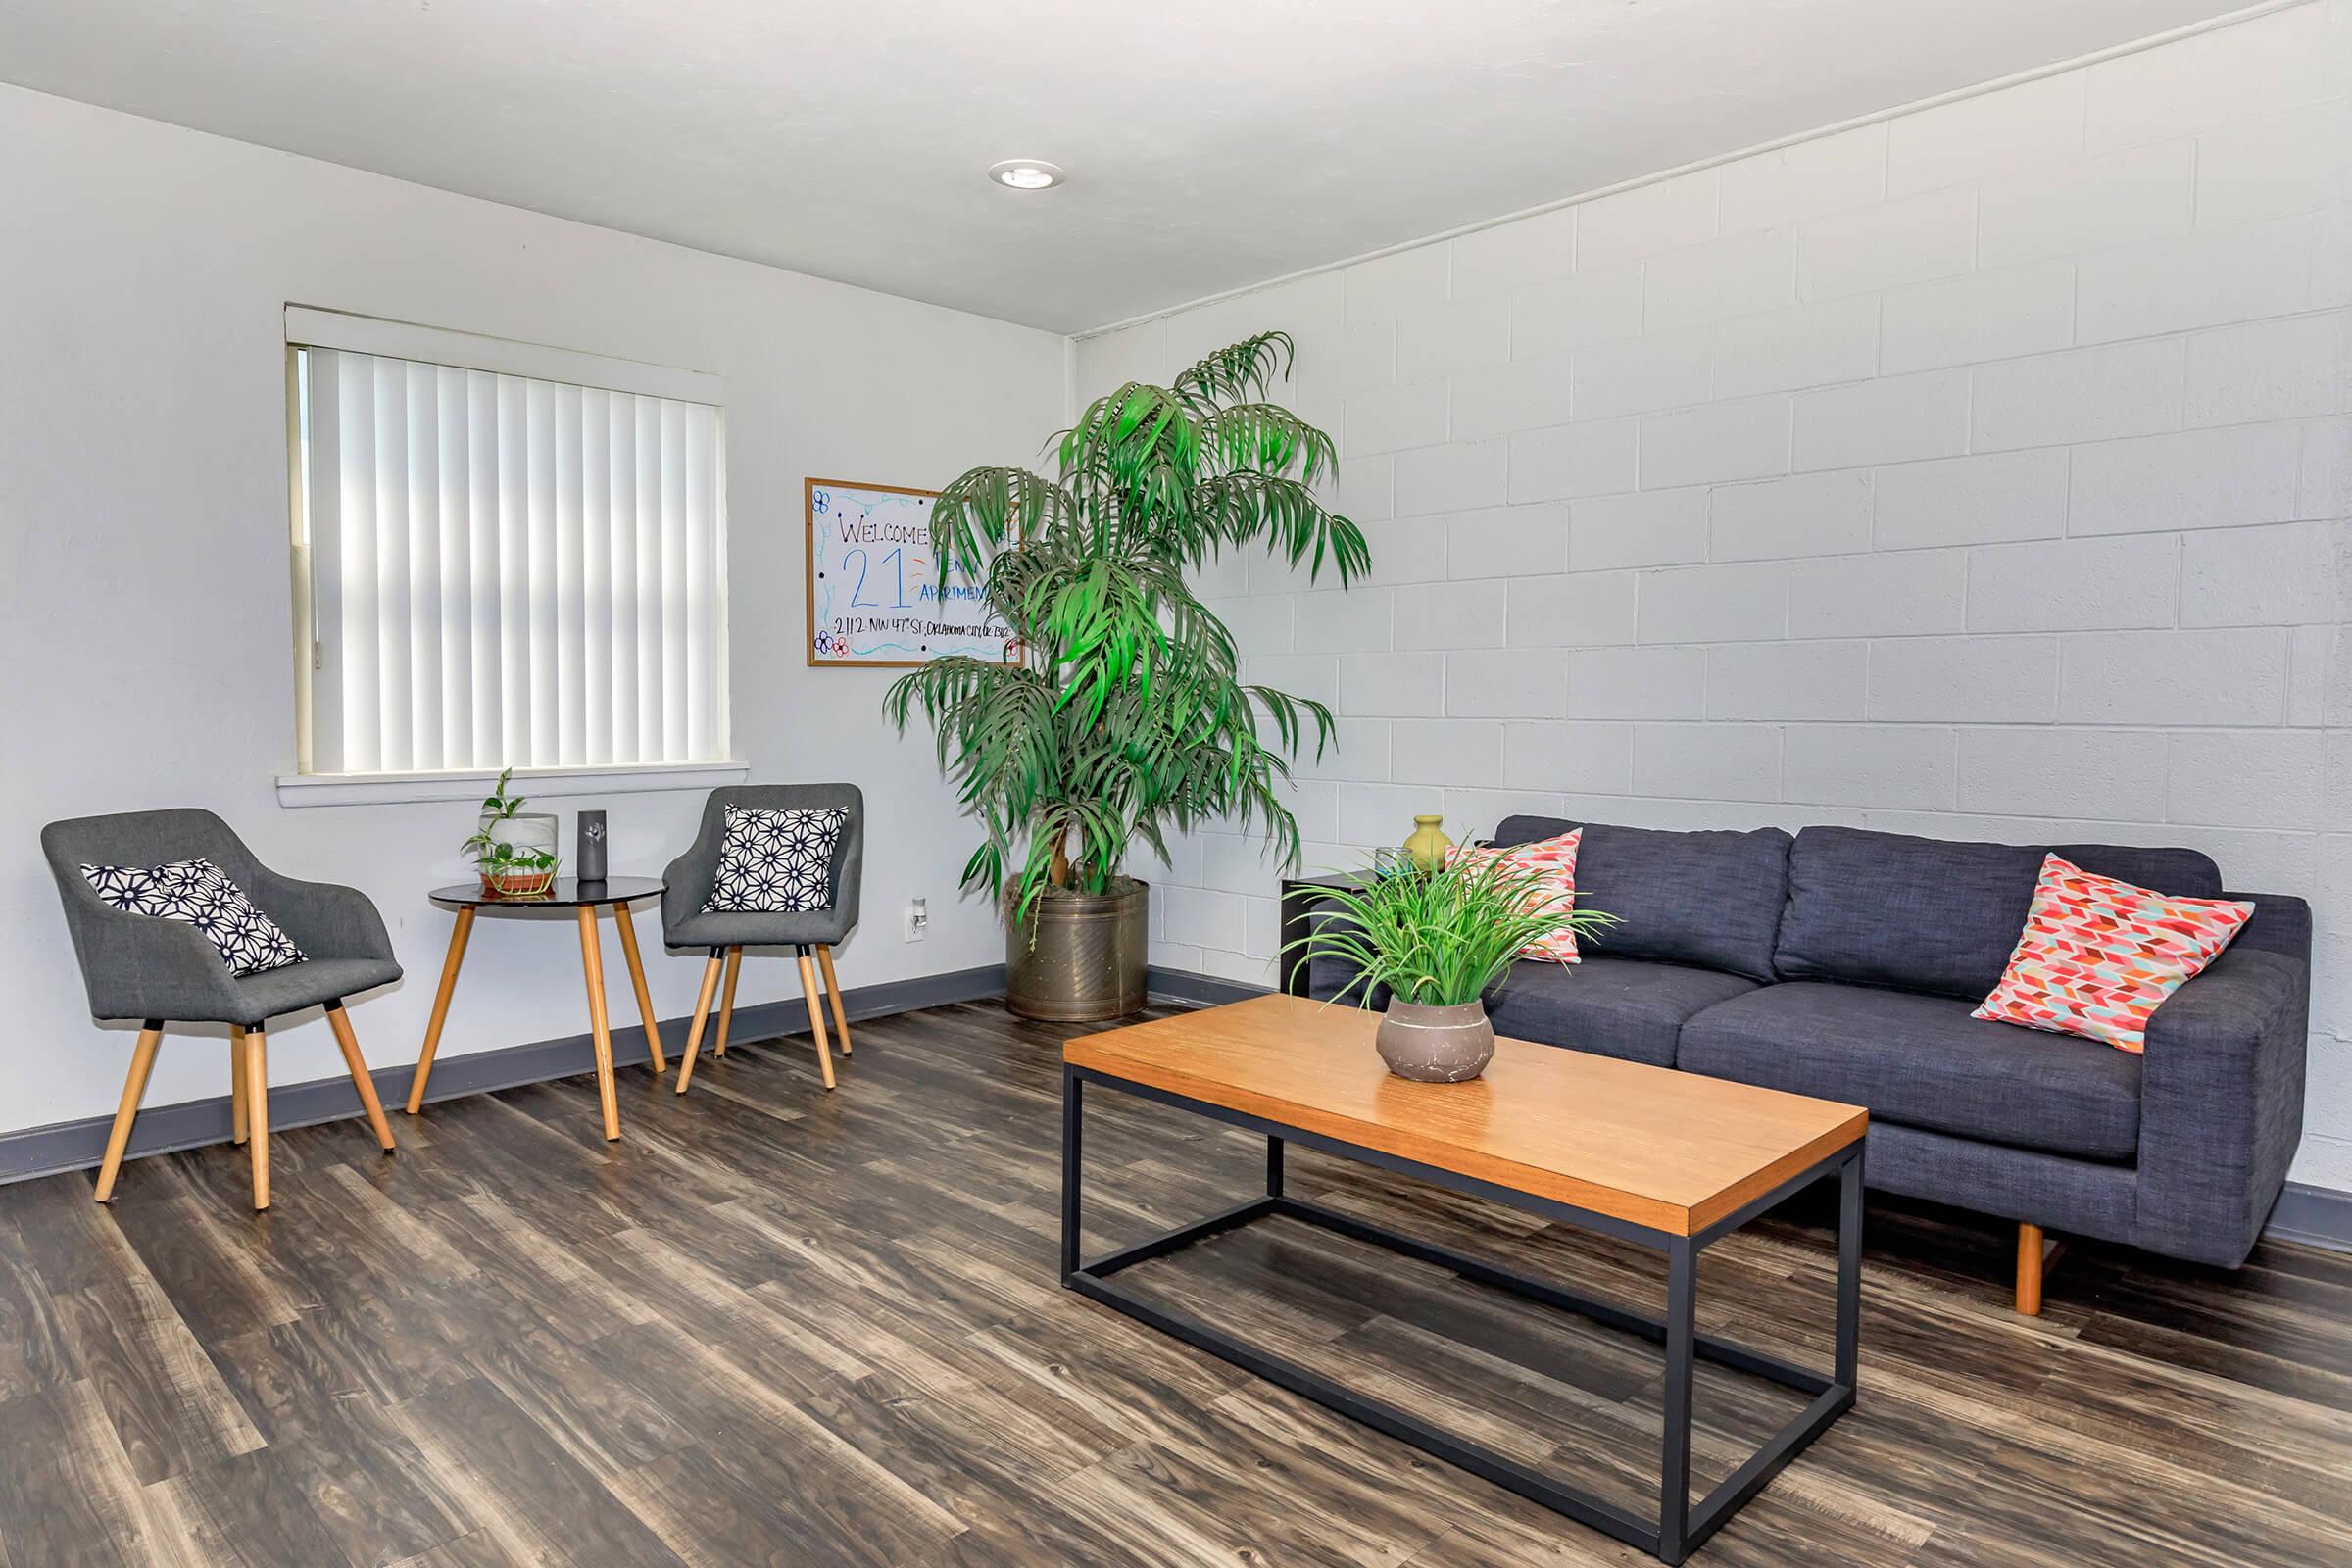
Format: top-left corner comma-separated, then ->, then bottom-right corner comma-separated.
1004,881 -> 1150,1021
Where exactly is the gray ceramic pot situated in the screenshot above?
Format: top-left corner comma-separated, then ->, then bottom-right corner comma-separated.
1375,999 -> 1495,1083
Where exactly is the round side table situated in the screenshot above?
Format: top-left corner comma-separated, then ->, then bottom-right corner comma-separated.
406,876 -> 667,1141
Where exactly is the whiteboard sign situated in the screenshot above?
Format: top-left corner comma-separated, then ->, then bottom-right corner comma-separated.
804,478 -> 1009,667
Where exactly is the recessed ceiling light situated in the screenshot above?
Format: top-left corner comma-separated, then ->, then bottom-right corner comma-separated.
987,159 -> 1065,191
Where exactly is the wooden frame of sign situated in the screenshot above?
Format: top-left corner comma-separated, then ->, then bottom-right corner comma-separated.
805,476 -> 1015,669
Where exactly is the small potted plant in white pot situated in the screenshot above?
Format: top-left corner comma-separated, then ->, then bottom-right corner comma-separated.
1287,850 -> 1616,1082
461,768 -> 559,899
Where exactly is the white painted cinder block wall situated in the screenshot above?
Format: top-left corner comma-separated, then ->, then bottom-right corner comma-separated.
1075,3 -> 2352,1191
0,85 -> 1066,1137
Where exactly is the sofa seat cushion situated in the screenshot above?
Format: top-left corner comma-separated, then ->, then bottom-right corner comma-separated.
1677,981 -> 2142,1160
1494,816 -> 1791,982
1775,825 -> 2225,1000
1486,956 -> 1759,1067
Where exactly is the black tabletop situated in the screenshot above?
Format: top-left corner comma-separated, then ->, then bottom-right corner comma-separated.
429,876 -> 665,909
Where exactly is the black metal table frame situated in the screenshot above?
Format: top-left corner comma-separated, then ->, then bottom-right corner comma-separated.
1060,1063 -> 1863,1565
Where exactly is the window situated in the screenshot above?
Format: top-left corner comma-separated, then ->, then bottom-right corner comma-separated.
287,308 -> 728,781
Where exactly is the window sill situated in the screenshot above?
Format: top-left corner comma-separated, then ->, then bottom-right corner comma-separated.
275,760 -> 751,808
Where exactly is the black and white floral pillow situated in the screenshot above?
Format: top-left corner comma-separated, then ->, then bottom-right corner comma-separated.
703,806 -> 848,913
80,858 -> 306,976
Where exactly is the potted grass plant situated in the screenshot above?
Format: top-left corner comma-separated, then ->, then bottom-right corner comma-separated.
1287,850 -> 1618,1082
885,331 -> 1370,1021
461,768 -> 559,899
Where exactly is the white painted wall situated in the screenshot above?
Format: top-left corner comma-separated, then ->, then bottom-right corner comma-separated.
1077,4 -> 2352,1189
0,85 -> 1067,1136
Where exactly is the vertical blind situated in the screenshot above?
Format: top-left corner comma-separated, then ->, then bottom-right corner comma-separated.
295,328 -> 725,775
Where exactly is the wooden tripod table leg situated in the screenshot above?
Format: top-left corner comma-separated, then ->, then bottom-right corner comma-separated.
95,1024 -> 162,1203
407,906 -> 475,1114
327,1002 -> 397,1153
577,907 -> 621,1142
816,944 -> 851,1056
612,902 -> 665,1075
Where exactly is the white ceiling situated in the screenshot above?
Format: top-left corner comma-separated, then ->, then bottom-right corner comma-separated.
0,0 -> 2247,333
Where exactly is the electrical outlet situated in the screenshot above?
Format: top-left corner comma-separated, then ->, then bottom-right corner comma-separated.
905,898 -> 929,943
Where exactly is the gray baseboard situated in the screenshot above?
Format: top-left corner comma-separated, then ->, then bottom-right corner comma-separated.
0,962 -> 1007,1188
1146,967 -> 1269,1006
2268,1181 -> 2352,1254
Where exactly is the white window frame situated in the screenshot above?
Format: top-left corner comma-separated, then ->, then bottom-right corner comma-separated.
278,307 -> 744,807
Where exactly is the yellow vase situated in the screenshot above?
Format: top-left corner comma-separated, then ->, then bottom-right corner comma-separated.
1401,814 -> 1452,874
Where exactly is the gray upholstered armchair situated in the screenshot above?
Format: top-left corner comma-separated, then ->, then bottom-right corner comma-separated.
662,784 -> 862,1095
41,808 -> 402,1209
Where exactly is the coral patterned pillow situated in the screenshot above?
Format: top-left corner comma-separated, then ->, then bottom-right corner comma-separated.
1446,829 -> 1584,964
1972,855 -> 2252,1054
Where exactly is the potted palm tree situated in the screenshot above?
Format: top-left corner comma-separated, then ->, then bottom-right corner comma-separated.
885,332 -> 1369,1020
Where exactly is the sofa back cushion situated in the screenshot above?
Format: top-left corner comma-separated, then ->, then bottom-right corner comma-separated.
1774,825 -> 2226,999
1493,816 -> 1791,981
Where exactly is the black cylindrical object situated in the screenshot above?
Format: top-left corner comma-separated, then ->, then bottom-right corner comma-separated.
577,809 -> 608,883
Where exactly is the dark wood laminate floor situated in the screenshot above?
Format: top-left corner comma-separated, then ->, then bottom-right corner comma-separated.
3,999 -> 2350,1567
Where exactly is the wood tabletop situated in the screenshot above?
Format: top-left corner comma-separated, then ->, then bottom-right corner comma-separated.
1064,993 -> 1866,1237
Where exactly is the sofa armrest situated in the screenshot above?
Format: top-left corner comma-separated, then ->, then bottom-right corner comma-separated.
244,866 -> 396,965
2220,891 -> 2310,964
2133,944 -> 2309,1267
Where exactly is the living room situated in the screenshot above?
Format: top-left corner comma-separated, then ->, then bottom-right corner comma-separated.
1,1 -> 2346,1562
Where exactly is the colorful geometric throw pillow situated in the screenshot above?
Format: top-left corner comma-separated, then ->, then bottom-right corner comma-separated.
79,858 -> 306,977
1971,854 -> 2252,1053
704,806 -> 849,913
1446,828 -> 1584,964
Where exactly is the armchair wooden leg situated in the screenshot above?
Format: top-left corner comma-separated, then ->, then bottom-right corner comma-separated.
817,944 -> 851,1056
326,1002 -> 396,1153
713,947 -> 743,1057
408,906 -> 475,1114
797,947 -> 837,1092
230,1030 -> 250,1145
674,950 -> 725,1096
94,1023 -> 163,1203
612,902 -> 666,1075
241,1024 -> 270,1212
576,908 -> 621,1143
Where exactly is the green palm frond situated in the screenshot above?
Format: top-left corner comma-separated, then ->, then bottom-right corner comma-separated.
1170,330 -> 1295,412
930,466 -> 1073,578
885,332 -> 1372,921
1192,471 -> 1370,584
1199,403 -> 1338,485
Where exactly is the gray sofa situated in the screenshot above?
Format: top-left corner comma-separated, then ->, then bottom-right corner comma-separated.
1296,817 -> 2311,1313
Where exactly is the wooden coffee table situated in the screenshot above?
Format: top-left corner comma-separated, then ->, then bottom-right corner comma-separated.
1060,993 -> 1867,1565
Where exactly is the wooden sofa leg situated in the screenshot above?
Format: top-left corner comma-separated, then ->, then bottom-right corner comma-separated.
2016,1222 -> 2063,1316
